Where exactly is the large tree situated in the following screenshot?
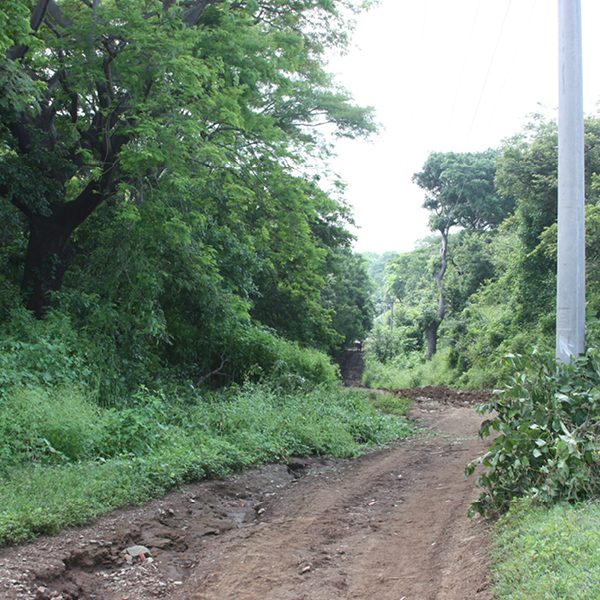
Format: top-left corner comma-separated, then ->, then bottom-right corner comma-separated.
495,116 -> 600,321
412,150 -> 514,359
1,0 -> 375,318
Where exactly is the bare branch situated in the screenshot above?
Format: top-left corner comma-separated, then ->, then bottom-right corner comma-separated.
195,355 -> 228,387
30,0 -> 52,31
181,0 -> 226,26
47,0 -> 73,28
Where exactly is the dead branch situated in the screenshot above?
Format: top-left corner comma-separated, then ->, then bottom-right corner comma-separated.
195,354 -> 228,387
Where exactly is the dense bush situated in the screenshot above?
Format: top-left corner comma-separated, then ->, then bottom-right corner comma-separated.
466,349 -> 600,516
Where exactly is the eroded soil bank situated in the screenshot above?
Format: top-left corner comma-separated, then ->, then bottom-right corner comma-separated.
0,387 -> 494,600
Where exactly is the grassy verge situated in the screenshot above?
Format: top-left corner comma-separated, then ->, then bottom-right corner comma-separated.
490,499 -> 600,600
0,383 -> 414,546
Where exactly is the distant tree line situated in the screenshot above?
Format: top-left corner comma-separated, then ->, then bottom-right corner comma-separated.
364,115 -> 600,389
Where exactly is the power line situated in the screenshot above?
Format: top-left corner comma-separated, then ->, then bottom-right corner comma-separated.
484,0 -> 539,138
407,0 -> 431,150
463,0 -> 514,150
444,0 -> 483,149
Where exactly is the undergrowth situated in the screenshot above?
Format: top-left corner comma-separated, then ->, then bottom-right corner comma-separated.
362,346 -> 462,389
466,348 -> 600,516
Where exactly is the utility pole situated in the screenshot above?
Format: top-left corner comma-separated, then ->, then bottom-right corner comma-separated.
556,0 -> 585,363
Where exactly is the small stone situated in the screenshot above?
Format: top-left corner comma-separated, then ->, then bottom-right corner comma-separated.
36,587 -> 51,600
126,545 -> 151,558
300,564 -> 311,574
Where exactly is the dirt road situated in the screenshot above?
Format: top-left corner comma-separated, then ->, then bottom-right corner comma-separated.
0,388 -> 494,600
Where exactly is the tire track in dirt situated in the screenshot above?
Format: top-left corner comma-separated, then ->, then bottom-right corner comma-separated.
174,400 -> 493,600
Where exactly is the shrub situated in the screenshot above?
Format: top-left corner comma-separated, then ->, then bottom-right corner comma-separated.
466,348 -> 600,516
0,387 -> 101,468
221,323 -> 340,389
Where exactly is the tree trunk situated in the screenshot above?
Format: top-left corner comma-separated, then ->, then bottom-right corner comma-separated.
16,158 -> 120,318
426,229 -> 449,361
425,320 -> 439,361
21,211 -> 77,319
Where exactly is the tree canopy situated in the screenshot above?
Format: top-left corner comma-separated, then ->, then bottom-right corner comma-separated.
410,150 -> 513,359
413,149 -> 515,235
1,0 -> 375,318
0,0 -> 377,388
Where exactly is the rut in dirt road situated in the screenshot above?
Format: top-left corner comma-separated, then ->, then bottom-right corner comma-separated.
172,399 -> 492,600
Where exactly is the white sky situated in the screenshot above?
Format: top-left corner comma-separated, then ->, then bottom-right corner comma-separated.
327,0 -> 600,255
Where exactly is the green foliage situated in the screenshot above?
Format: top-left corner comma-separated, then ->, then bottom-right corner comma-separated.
0,383 -> 414,546
363,345 -> 459,390
0,298 -> 341,407
411,149 -> 515,360
0,387 -> 100,468
367,392 -> 412,416
0,1 -> 32,52
365,323 -> 404,364
491,499 -> 600,600
0,308 -> 94,397
323,250 -> 374,353
365,116 -> 600,392
362,251 -> 398,316
0,0 -> 375,366
495,116 -> 600,321
466,349 -> 600,517
386,241 -> 439,310
220,324 -> 341,389
413,149 -> 515,234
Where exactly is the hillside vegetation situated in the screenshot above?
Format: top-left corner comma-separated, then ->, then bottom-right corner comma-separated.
364,116 -> 600,392
0,0 -> 399,546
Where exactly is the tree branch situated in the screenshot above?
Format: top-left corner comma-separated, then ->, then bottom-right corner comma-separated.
195,355 -> 228,387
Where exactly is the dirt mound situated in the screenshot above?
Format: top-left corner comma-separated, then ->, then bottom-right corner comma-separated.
0,388 -> 493,600
390,385 -> 493,407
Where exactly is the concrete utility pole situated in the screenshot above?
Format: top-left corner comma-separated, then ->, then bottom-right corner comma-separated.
556,0 -> 585,363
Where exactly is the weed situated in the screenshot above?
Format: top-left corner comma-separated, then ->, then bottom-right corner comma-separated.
0,383 -> 415,546
491,499 -> 600,600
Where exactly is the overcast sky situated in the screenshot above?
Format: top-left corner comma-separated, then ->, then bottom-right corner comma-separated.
326,0 -> 600,255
